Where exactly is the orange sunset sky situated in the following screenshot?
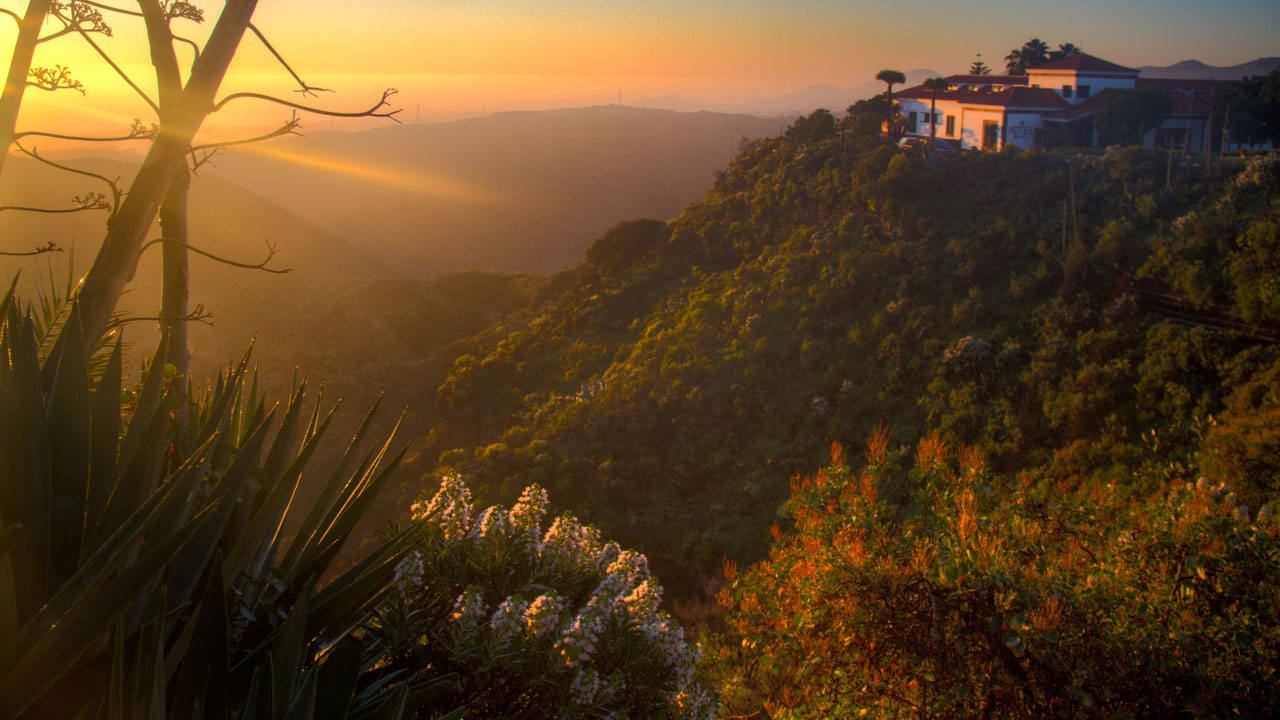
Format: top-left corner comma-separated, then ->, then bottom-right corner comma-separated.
4,0 -> 1278,139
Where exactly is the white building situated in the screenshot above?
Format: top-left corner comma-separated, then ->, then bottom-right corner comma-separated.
894,53 -> 1239,152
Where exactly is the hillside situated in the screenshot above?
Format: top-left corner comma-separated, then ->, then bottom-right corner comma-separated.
1139,56 -> 1280,79
204,106 -> 781,277
414,114 -> 1280,580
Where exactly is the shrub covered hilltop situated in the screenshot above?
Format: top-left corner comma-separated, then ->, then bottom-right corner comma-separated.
421,111 -> 1280,716
5,104 -> 1278,718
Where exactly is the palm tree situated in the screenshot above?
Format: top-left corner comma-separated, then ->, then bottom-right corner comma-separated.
1006,37 -> 1050,75
876,69 -> 907,142
922,77 -> 949,148
1053,42 -> 1082,60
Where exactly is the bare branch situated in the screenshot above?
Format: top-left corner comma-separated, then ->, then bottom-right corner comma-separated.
246,22 -> 330,97
77,1 -> 141,17
44,1 -> 113,40
0,242 -> 63,257
0,8 -> 21,25
14,142 -> 124,216
0,193 -> 108,214
189,115 -> 300,152
107,302 -> 212,329
172,32 -> 199,60
15,118 -> 158,144
26,65 -> 85,94
51,5 -> 159,114
213,87 -> 401,122
162,1 -> 202,23
188,147 -> 220,174
138,237 -> 292,274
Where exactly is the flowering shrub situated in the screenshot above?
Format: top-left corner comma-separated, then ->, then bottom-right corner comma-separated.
719,432 -> 1280,718
376,477 -> 713,719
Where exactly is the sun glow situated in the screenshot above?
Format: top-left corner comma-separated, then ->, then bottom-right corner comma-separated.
236,142 -> 523,206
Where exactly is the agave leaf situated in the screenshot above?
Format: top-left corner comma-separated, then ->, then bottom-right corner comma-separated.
0,507 -> 209,717
279,397 -> 382,575
115,334 -> 170,480
313,636 -> 361,720
172,554 -> 229,720
84,337 -> 123,550
45,301 -> 91,591
108,618 -> 125,720
308,535 -> 413,649
0,435 -> 214,683
166,411 -> 276,608
279,670 -> 318,720
225,404 -> 341,588
0,274 -> 17,324
262,383 -> 308,490
193,345 -> 250,448
270,586 -> 313,720
1,316 -> 51,622
291,446 -> 408,588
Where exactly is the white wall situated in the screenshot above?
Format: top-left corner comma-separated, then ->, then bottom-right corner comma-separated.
1027,71 -> 1136,103
960,106 -> 1003,150
1004,112 -> 1043,150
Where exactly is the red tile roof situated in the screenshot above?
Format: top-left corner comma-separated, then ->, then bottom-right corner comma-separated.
943,74 -> 1029,86
1028,53 -> 1139,75
897,84 -> 1069,109
1042,89 -> 1114,120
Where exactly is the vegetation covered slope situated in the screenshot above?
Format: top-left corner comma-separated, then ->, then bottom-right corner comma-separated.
423,112 -> 1280,572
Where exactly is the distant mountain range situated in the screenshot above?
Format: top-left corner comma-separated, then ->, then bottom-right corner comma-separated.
633,69 -> 940,116
203,105 -> 780,278
1138,57 -> 1279,80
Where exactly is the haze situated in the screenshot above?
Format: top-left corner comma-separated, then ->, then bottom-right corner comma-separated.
6,0 -> 1278,138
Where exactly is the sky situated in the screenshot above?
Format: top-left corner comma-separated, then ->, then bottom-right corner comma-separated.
4,0 -> 1278,139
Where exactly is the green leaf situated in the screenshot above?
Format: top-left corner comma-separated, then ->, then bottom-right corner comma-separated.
313,637 -> 361,720
45,301 -> 91,591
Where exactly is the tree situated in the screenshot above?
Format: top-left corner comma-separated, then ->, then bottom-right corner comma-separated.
21,1 -> 398,390
1227,68 -> 1280,147
1005,37 -> 1050,75
1095,87 -> 1175,145
969,53 -> 991,76
875,68 -> 906,143
0,0 -> 56,178
1053,42 -> 1082,60
922,77 -> 949,147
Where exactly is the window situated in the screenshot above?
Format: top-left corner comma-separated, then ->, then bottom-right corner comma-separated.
1193,91 -> 1206,100
1062,85 -> 1073,98
905,112 -> 917,133
1077,85 -> 1090,98
945,115 -> 955,136
934,112 -> 942,124
1032,84 -> 1041,88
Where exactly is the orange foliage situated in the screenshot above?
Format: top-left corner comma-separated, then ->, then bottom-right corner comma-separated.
866,423 -> 892,464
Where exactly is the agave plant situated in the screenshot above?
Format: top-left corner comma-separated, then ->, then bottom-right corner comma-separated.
0,281 -> 457,719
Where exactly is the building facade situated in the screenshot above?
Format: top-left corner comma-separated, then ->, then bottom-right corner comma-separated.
893,53 -> 1254,152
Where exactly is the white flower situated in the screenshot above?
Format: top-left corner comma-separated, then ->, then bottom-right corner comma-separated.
419,475 -> 474,541
450,586 -> 487,625
489,596 -> 528,640
525,594 -> 567,638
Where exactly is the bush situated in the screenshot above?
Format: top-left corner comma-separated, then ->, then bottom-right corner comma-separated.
720,433 -> 1280,718
374,476 -> 714,719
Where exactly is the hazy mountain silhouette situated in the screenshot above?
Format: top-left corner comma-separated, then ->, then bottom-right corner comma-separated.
0,154 -> 384,375
1138,57 -> 1280,79
204,105 -> 780,279
633,69 -> 939,115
